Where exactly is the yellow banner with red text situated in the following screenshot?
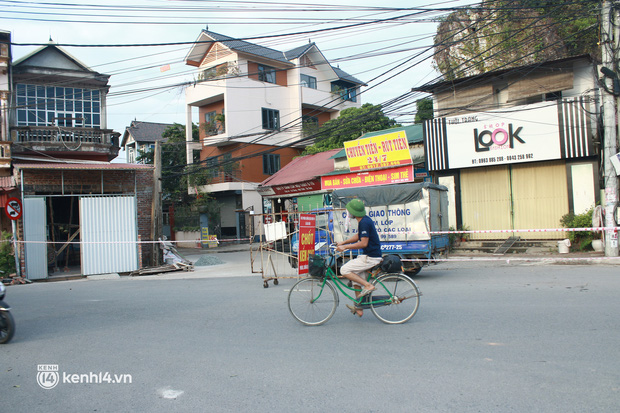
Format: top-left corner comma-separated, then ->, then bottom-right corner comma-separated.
344,131 -> 412,171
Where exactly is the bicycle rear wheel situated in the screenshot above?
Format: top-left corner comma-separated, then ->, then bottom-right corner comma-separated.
370,273 -> 420,324
288,278 -> 338,326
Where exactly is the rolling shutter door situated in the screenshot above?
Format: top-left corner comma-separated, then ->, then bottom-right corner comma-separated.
511,161 -> 568,240
460,166 -> 512,240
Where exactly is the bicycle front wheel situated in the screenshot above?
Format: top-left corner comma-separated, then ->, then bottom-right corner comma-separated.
288,278 -> 338,326
370,273 -> 420,324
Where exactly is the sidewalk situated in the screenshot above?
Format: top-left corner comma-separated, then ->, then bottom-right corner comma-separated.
447,250 -> 616,266
178,242 -> 615,263
127,241 -> 620,282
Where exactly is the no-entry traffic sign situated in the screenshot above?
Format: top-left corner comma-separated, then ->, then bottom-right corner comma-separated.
5,197 -> 22,221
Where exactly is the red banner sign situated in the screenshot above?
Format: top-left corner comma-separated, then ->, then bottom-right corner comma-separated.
257,179 -> 322,197
298,214 -> 316,276
321,165 -> 414,190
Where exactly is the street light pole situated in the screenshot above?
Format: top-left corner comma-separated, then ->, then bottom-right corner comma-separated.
601,0 -> 619,256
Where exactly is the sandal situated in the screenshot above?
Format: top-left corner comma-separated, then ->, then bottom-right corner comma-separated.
359,286 -> 375,298
346,304 -> 363,317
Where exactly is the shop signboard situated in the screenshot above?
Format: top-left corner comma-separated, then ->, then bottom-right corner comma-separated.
344,130 -> 412,171
424,99 -> 594,171
321,165 -> 414,190
257,179 -> 321,197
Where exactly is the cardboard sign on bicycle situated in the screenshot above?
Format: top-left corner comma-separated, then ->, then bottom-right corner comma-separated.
298,214 -> 316,275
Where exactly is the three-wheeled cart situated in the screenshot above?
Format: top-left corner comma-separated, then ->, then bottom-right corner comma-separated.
330,182 -> 450,276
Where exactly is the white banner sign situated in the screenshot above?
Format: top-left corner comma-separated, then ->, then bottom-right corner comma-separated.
424,99 -> 593,171
446,102 -> 560,168
334,202 -> 431,243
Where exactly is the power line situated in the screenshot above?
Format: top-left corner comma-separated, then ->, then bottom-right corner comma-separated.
163,0 -> 600,178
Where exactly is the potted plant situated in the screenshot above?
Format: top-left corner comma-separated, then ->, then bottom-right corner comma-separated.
459,225 -> 471,242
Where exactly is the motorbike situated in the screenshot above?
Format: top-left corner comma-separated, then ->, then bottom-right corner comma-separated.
0,283 -> 15,344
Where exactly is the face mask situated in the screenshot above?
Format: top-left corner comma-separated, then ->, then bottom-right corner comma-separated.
345,210 -> 351,231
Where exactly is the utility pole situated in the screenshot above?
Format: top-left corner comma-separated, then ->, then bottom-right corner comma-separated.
601,0 -> 620,256
151,141 -> 162,265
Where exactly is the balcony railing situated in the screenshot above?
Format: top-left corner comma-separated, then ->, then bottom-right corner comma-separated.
11,126 -> 118,145
208,169 -> 241,184
198,61 -> 240,82
204,120 -> 225,137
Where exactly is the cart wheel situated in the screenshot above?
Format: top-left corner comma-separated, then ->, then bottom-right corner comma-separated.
263,281 -> 269,288
274,279 -> 279,285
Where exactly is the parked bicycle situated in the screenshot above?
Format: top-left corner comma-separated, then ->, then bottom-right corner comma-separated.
287,246 -> 421,326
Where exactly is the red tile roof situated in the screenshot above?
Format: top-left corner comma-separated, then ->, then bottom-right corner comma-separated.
260,149 -> 340,187
14,162 -> 153,171
0,176 -> 15,191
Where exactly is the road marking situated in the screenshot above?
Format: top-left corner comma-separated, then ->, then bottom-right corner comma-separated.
159,387 -> 184,399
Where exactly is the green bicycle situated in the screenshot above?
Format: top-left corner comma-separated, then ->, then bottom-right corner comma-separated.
288,248 -> 421,326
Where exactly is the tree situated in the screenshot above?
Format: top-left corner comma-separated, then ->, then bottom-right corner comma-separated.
517,0 -> 598,58
414,97 -> 434,124
303,103 -> 399,154
137,122 -> 207,204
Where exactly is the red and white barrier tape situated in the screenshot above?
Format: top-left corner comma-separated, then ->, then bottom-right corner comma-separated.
6,237 -> 252,245
2,226 -> 618,244
410,227 -> 615,235
402,256 -> 620,263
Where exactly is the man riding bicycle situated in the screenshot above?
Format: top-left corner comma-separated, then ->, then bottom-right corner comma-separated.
336,199 -> 382,317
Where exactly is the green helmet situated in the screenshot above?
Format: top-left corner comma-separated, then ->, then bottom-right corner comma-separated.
346,199 -> 366,217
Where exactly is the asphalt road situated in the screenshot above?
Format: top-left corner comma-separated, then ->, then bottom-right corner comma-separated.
1,257 -> 619,412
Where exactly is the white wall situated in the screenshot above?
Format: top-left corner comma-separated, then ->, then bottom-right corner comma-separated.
185,50 -> 362,148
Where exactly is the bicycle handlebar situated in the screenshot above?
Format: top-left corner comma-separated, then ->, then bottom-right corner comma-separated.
327,243 -> 340,256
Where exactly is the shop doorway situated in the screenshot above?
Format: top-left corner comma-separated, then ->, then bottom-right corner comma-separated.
47,197 -> 81,276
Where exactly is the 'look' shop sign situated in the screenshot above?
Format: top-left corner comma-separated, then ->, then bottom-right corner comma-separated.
424,99 -> 594,171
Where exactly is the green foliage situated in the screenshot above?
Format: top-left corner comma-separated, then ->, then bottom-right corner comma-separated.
193,192 -> 221,234
137,123 -> 212,204
0,231 -> 16,276
179,226 -> 201,232
518,0 -> 599,58
560,207 -> 595,251
173,192 -> 221,235
414,97 -> 434,124
433,0 -> 599,80
448,226 -> 458,251
303,103 -> 399,154
458,224 -> 471,241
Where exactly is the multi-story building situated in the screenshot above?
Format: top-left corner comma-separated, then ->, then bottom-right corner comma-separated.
6,39 -> 155,279
417,55 -> 601,241
0,30 -> 13,233
0,30 -> 10,154
121,120 -> 174,164
183,30 -> 365,239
